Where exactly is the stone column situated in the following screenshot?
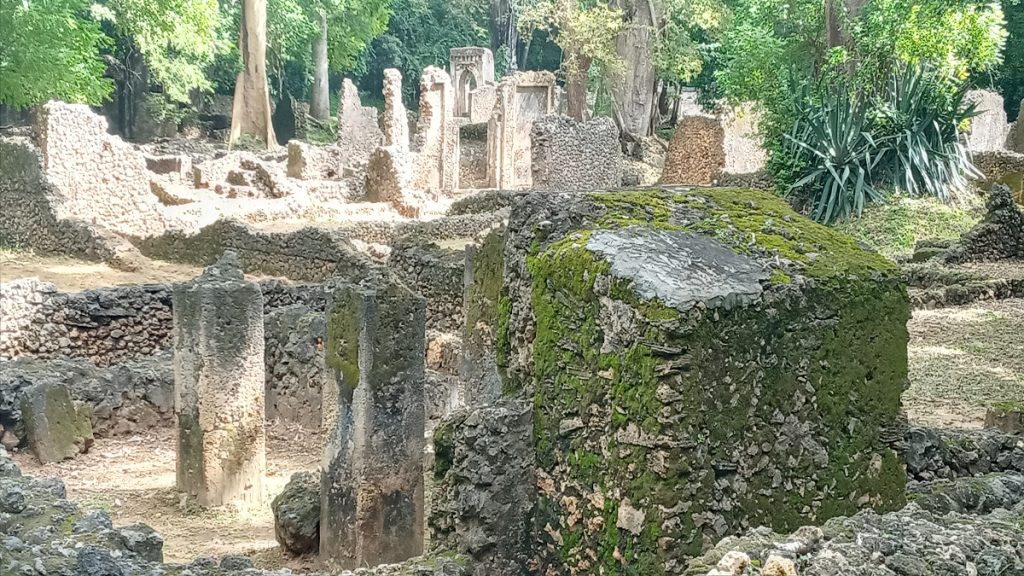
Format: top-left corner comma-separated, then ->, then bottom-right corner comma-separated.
383,69 -> 410,151
173,251 -> 265,507
320,272 -> 427,568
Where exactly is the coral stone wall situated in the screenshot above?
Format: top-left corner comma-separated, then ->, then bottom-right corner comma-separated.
660,114 -> 725,185
498,188 -> 910,572
34,102 -> 169,238
530,115 -> 622,192
387,235 -> 466,333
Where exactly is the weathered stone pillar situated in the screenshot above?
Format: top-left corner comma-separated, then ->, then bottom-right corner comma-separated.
320,272 -> 427,568
173,251 -> 265,507
383,69 -> 410,151
460,226 -> 505,406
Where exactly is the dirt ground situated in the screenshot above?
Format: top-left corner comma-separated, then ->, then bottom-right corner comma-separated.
0,250 -> 200,291
11,424 -> 321,569
905,298 -> 1024,429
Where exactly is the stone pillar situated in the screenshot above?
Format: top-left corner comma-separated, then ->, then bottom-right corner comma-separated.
320,273 -> 427,568
173,251 -> 265,507
383,69 -> 410,151
337,78 -> 383,168
460,226 -> 505,406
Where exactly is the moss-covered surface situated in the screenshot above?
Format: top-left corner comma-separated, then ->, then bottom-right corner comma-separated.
500,187 -> 910,574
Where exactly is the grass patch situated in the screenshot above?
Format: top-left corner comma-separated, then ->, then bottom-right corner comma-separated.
834,194 -> 982,261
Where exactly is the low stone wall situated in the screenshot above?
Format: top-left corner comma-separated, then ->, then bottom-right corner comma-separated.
263,304 -> 327,430
974,149 -> 1024,203
943,185 -> 1024,262
530,115 -> 622,192
388,235 -> 465,333
133,219 -> 376,282
0,353 -> 174,441
903,426 -> 1024,482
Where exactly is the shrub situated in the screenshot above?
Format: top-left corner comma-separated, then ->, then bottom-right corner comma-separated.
780,63 -> 979,224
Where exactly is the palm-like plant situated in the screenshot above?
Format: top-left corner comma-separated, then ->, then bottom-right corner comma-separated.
784,83 -> 888,224
873,64 -> 980,202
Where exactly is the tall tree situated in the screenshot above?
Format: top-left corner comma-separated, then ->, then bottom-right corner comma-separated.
229,0 -> 277,147
519,0 -> 624,121
609,0 -> 661,140
309,6 -> 330,119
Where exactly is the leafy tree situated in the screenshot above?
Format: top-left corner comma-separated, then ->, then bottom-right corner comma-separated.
356,0 -> 489,104
94,0 -> 222,103
999,0 -> 1023,118
518,0 -> 624,121
0,0 -> 112,108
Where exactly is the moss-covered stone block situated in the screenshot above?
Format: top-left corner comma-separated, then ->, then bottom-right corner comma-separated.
498,187 -> 909,573
20,382 -> 93,464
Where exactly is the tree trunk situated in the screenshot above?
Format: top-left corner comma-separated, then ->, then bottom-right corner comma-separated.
490,0 -> 518,72
610,0 -> 659,140
229,0 -> 276,148
309,9 -> 330,120
566,55 -> 592,122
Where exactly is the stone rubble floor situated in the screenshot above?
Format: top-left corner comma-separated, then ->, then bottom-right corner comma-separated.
906,297 -> 1024,429
9,423 -> 322,570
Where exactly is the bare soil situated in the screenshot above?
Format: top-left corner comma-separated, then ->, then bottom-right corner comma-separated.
0,250 -> 200,292
906,298 -> 1024,429
11,424 -> 321,569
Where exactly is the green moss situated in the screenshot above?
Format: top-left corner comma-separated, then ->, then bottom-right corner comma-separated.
525,187 -> 909,572
589,187 -> 900,281
325,290 -> 361,388
433,419 -> 456,480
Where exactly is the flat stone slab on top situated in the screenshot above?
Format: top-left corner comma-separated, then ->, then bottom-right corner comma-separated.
586,227 -> 768,312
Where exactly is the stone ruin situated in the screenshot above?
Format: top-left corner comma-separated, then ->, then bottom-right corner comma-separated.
966,91 -> 1024,202
661,104 -> 768,188
173,252 -> 266,507
487,71 -> 557,189
4,48 -> 1021,576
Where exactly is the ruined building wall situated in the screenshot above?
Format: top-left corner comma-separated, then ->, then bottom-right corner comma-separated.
661,106 -> 767,187
497,188 -> 909,572
530,115 -> 622,192
33,102 -> 170,237
336,78 -> 384,168
0,138 -> 146,265
487,71 -> 556,190
412,67 -> 459,194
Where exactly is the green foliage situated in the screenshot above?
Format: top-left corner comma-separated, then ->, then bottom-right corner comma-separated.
999,0 -> 1023,118
327,0 -> 390,73
355,0 -> 488,103
97,0 -> 222,103
784,81 -> 887,223
517,0 -> 625,76
0,0 -> 113,108
655,0 -> 727,84
783,65 -> 981,223
834,194 -> 982,261
872,64 -> 980,201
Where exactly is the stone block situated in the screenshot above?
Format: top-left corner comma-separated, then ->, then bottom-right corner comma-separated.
985,402 -> 1023,435
20,382 -> 93,464
172,252 -> 266,506
320,272 -> 426,568
429,400 -> 535,574
966,90 -> 1011,152
499,187 -> 910,571
273,471 -> 321,555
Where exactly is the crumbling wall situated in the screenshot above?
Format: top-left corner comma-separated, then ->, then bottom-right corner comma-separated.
943,184 -> 1024,262
336,78 -> 383,167
974,150 -> 1024,203
661,106 -> 767,186
0,138 -> 148,267
263,304 -> 327,429
487,71 -> 556,190
530,115 -> 622,192
660,114 -> 725,185
387,234 -> 465,333
133,219 -> 376,282
412,67 -> 459,194
34,102 -> 170,237
498,188 -> 909,571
